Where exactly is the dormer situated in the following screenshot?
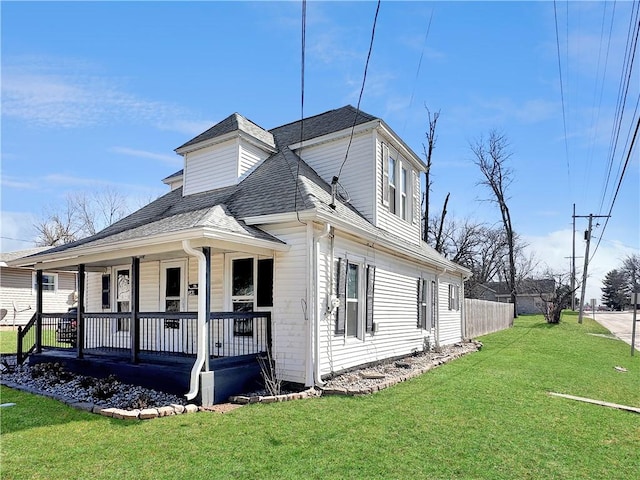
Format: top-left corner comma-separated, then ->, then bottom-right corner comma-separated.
175,113 -> 277,196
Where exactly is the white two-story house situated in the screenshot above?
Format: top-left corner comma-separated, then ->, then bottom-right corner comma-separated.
11,106 -> 470,404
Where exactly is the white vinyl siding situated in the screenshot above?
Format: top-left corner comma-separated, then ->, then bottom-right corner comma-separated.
238,142 -> 270,181
297,133 -> 376,223
438,275 -> 463,345
261,222 -> 309,384
316,232 -> 463,377
183,139 -> 238,196
183,138 -> 271,196
0,268 -> 77,325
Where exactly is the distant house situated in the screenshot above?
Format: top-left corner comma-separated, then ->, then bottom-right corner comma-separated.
476,279 -> 555,315
10,106 -> 471,404
1,248 -> 77,326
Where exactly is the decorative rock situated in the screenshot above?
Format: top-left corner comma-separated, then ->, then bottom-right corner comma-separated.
120,409 -> 141,421
157,406 -> 175,417
184,404 -> 199,413
229,395 -> 249,404
139,408 -> 159,420
110,409 -> 129,419
171,404 -> 185,414
99,407 -> 117,417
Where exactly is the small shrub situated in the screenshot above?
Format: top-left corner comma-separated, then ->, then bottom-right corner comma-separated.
30,362 -> 71,383
77,376 -> 97,389
91,375 -> 120,401
128,393 -> 152,410
257,348 -> 282,396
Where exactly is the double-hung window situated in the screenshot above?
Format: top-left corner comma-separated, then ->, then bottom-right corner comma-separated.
335,259 -> 375,338
400,166 -> 408,220
448,284 -> 460,311
345,263 -> 360,337
33,272 -> 57,292
382,142 -> 413,222
418,278 -> 438,330
230,257 -> 273,336
418,278 -> 428,329
388,157 -> 397,215
115,268 -> 131,332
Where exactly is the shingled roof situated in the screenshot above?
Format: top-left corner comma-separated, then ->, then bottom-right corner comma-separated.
176,112 -> 275,151
14,106 -> 456,271
270,105 -> 377,147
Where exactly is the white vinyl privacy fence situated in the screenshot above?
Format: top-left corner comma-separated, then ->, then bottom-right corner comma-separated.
464,298 -> 513,338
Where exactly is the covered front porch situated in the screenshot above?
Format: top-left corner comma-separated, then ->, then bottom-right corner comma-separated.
14,227 -> 288,405
18,309 -> 271,398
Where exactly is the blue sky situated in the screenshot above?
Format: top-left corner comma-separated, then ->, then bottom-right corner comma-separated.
2,1 -> 638,302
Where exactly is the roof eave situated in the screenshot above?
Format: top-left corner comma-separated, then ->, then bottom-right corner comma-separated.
287,119 -> 380,151
8,227 -> 289,270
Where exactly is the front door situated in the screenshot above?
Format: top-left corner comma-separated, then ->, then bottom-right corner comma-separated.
160,260 -> 189,353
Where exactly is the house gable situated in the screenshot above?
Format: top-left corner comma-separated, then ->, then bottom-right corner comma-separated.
270,106 -> 426,246
176,113 -> 277,196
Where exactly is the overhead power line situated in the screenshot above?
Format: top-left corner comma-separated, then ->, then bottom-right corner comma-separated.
336,0 -> 381,181
553,0 -> 571,192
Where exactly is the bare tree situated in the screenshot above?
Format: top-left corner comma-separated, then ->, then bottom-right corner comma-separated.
34,188 -> 131,246
534,271 -> 578,324
471,130 -> 517,317
422,107 -> 440,243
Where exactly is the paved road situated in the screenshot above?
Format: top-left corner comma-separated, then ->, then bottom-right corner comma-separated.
586,311 -> 638,347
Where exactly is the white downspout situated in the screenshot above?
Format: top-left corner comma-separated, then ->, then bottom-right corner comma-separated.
314,223 -> 332,386
182,239 -> 207,401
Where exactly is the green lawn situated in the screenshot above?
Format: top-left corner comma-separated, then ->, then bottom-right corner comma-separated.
0,328 -> 18,354
1,313 -> 639,480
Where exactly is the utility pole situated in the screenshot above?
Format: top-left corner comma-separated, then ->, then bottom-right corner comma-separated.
574,213 -> 610,324
564,254 -> 582,311
572,203 -> 576,311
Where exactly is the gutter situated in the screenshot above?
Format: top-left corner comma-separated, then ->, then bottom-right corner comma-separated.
182,239 -> 208,401
10,227 -> 288,271
313,223 -> 332,386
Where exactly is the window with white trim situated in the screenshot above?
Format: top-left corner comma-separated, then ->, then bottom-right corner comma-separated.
400,166 -> 408,220
381,142 -> 414,223
430,280 -> 437,329
417,278 -> 428,329
230,257 -> 273,336
417,278 -> 437,330
388,156 -> 397,215
448,284 -> 460,311
33,272 -> 58,293
115,268 -> 131,331
335,259 -> 375,338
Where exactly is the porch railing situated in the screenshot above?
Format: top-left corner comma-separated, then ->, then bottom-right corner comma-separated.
16,312 -> 38,364
16,311 -> 272,364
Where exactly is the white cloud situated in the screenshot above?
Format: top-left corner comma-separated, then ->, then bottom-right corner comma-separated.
0,176 -> 38,190
0,211 -> 38,253
524,229 -> 637,305
110,147 -> 182,167
1,55 -> 209,133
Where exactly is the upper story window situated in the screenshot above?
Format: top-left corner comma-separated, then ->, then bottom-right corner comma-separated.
400,166 -> 408,221
388,157 -> 397,214
382,143 -> 413,223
